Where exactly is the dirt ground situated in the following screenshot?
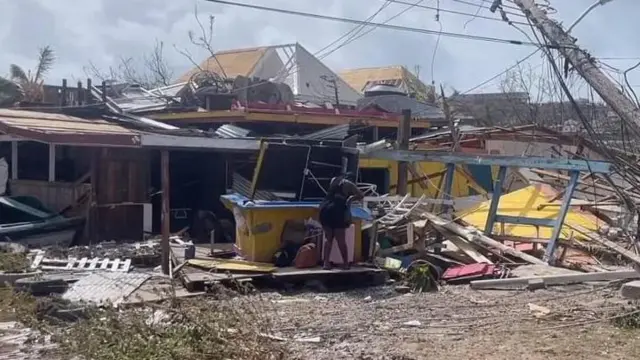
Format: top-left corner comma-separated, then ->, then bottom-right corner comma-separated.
2,282 -> 640,360
265,283 -> 640,360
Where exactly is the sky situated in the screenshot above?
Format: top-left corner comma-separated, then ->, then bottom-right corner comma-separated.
1,0 -> 639,95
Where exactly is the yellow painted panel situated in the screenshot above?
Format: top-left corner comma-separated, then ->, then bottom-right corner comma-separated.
359,158 -> 481,197
458,184 -> 600,240
186,259 -> 276,273
232,206 -> 364,263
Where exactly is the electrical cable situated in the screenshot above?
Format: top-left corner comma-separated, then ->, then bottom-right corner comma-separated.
463,0 -> 522,12
430,1 -> 443,86
203,0 -> 568,48
463,0 -> 484,28
384,0 -> 530,24
317,0 -> 426,60
314,1 -> 392,59
460,48 -> 541,94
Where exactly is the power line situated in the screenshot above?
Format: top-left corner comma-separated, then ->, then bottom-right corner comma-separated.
318,0 -> 426,60
461,48 -> 541,93
455,0 -> 522,12
384,0 -> 530,25
315,1 -> 391,59
203,0 -> 562,48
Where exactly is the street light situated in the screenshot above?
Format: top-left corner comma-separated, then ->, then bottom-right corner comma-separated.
567,0 -> 615,33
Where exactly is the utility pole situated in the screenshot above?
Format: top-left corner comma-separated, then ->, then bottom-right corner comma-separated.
396,109 -> 412,195
512,0 -> 640,134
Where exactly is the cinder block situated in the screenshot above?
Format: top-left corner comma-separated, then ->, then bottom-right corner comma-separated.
621,280 -> 640,299
527,278 -> 546,290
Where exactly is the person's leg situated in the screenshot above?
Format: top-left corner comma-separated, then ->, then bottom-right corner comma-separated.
334,227 -> 350,270
322,227 -> 334,270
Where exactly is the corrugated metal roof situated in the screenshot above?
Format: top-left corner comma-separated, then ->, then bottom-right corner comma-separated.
0,109 -> 140,146
231,172 -> 280,201
215,124 -> 252,138
300,124 -> 349,140
177,47 -> 268,83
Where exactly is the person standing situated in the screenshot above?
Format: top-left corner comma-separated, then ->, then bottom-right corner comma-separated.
318,175 -> 364,270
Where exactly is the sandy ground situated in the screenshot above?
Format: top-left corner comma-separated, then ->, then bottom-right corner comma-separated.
2,282 -> 640,360
266,283 -> 640,360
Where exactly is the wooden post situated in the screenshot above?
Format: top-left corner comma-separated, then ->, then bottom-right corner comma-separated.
161,150 -> 171,275
396,109 -> 411,195
372,126 -> 379,141
10,141 -> 17,180
61,79 -> 67,106
86,79 -> 93,104
77,81 -> 83,105
101,81 -> 107,103
48,144 -> 56,182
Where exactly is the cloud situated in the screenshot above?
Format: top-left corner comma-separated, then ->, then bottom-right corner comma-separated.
0,0 -> 637,93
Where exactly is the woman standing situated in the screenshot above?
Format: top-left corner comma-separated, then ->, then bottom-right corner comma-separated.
318,175 -> 364,270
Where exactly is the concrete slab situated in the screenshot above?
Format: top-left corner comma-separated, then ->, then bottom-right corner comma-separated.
621,280 -> 640,299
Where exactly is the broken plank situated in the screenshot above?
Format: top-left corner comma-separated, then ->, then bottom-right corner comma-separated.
471,270 -> 640,289
447,236 -> 493,264
421,212 -> 547,265
565,223 -> 640,266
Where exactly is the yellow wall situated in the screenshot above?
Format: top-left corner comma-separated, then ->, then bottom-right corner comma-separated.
229,205 -> 363,263
359,159 -> 483,197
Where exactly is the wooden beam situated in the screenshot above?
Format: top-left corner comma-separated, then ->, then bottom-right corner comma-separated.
396,109 -> 411,195
48,144 -> 56,182
161,150 -> 171,275
10,141 -> 17,180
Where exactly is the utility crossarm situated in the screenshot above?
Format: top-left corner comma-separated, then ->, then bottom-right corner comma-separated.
367,150 -> 612,173
366,149 -> 613,266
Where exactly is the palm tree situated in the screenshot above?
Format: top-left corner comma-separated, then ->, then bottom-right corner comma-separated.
5,46 -> 55,103
0,77 -> 23,107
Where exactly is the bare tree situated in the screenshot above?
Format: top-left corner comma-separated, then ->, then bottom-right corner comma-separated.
173,5 -> 228,80
84,40 -> 173,89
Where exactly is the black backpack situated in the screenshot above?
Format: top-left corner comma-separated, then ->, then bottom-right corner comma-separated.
319,181 -> 351,228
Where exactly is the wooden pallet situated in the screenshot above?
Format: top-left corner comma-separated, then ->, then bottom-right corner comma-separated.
31,255 -> 132,272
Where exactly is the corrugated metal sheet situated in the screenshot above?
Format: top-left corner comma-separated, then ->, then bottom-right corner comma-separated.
215,124 -> 252,138
231,172 -> 280,201
0,109 -> 141,146
301,124 -> 349,140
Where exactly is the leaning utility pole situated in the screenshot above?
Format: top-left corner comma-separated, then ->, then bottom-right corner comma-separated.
512,0 -> 640,133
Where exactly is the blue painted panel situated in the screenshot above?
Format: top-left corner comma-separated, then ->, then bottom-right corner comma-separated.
368,150 -> 612,173
466,164 -> 494,192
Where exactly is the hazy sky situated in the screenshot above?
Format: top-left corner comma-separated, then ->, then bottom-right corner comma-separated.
1,0 -> 638,94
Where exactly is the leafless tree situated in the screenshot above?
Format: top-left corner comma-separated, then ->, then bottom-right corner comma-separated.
174,5 -> 228,80
84,40 -> 173,89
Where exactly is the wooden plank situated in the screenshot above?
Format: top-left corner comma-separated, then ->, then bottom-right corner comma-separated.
77,257 -> 88,270
566,223 -> 640,266
111,258 -> 121,272
88,258 -> 99,270
421,212 -> 546,265
100,258 -> 110,270
471,270 -> 640,289
65,258 -> 77,270
447,236 -> 493,264
31,254 -> 44,270
121,259 -> 132,272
